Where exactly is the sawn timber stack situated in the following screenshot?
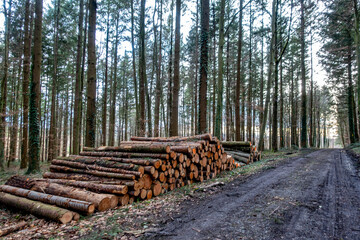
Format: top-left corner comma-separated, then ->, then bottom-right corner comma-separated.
0,134 -> 247,224
221,141 -> 261,165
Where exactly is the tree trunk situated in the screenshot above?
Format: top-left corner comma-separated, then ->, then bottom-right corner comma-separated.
101,10 -> 110,146
258,0 -> 276,151
0,185 -> 95,214
154,0 -> 163,137
348,45 -> 356,143
131,0 -> 139,136
167,0 -> 174,137
0,192 -> 76,223
259,0 -> 264,140
0,0 -> 12,170
27,0 -> 42,174
0,221 -> 27,237
309,35 -> 314,147
170,0 -> 181,137
194,0 -> 199,135
21,0 -> 32,169
48,0 -> 60,162
235,0 -> 243,141
300,0 -> 307,148
72,0 -> 84,155
28,181 -> 116,211
198,0 -> 210,134
354,0 -> 360,139
215,0 -> 225,139
247,0 -> 253,143
62,92 -> 69,156
138,0 -> 147,136
108,17 -> 119,146
85,0 -> 97,147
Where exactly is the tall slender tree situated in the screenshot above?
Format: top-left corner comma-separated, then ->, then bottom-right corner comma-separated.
198,0 -> 210,134
85,0 -> 97,147
0,0 -> 12,170
27,0 -> 43,173
170,0 -> 181,136
215,0 -> 225,139
48,0 -> 60,161
21,0 -> 32,169
235,0 -> 243,141
139,0 -> 146,136
72,0 -> 84,154
300,0 -> 307,148
101,8 -> 110,146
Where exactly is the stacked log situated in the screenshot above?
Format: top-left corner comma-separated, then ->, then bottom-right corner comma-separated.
221,141 -> 261,164
0,134 -> 240,223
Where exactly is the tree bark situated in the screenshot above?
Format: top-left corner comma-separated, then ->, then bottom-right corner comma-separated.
354,0 -> 360,139
0,221 -> 27,237
258,0 -> 276,151
138,0 -> 147,136
131,0 -> 139,136
28,181 -> 116,211
0,192 -> 76,223
0,0 -> 12,170
27,0 -> 42,173
0,185 -> 95,214
215,0 -> 225,139
21,0 -> 32,169
198,0 -> 210,134
108,17 -> 119,146
154,0 -> 163,137
85,0 -> 97,147
72,0 -> 84,155
300,0 -> 307,148
101,10 -> 110,146
170,0 -> 181,137
235,0 -> 243,141
348,45 -> 356,143
48,0 -> 60,161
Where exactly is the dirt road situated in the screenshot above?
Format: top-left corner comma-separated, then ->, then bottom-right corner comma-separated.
148,149 -> 360,240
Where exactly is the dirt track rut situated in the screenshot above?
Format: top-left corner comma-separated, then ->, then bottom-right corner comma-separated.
148,149 -> 360,240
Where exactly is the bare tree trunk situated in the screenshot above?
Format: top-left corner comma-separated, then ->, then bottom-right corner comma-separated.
258,0 -> 277,151
309,35 -> 314,147
138,0 -> 146,136
247,0 -> 253,144
0,0 -> 12,170
215,0 -> 225,139
108,17 -> 119,146
235,0 -> 243,141
348,45 -> 356,144
48,0 -> 60,161
154,0 -> 163,137
170,0 -> 181,137
72,0 -> 84,155
27,0 -> 43,173
101,10 -> 110,146
21,0 -> 32,169
62,92 -> 69,156
259,0 -> 264,138
194,0 -> 199,135
300,0 -> 307,148
131,0 -> 139,135
354,0 -> 360,139
198,0 -> 210,134
85,0 -> 97,147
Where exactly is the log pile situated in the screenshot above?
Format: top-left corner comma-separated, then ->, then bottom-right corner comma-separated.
221,141 -> 261,165
0,134 -> 244,224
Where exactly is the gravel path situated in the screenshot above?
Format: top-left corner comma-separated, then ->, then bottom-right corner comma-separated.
149,149 -> 360,240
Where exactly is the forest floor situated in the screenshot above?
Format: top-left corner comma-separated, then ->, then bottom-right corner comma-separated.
1,148 -> 360,239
